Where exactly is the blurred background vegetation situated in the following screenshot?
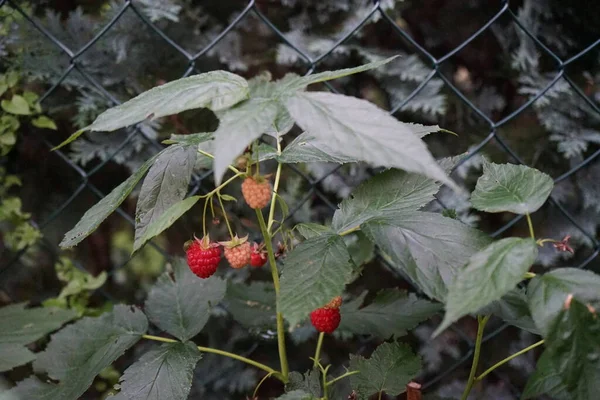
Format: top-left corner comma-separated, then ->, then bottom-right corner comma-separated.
0,0 -> 599,398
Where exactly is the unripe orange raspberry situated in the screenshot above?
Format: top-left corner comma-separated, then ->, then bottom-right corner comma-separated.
220,235 -> 251,269
241,176 -> 271,209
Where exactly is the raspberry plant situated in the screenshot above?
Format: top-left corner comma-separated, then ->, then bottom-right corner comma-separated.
2,57 -> 599,400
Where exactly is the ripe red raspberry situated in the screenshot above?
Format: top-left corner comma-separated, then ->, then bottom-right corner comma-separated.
310,296 -> 342,334
185,235 -> 221,279
241,176 -> 271,209
220,235 -> 251,269
250,242 -> 268,268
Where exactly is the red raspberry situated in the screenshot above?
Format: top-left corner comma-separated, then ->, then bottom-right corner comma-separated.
250,242 -> 268,268
310,297 -> 342,334
241,176 -> 271,209
185,235 -> 221,279
220,235 -> 251,269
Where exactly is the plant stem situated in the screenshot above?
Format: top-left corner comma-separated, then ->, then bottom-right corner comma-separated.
202,197 -> 209,237
217,193 -> 234,238
253,371 -> 274,399
339,225 -> 360,236
378,390 -> 383,400
525,213 -> 535,240
256,208 -> 289,382
475,340 -> 544,382
460,315 -> 490,400
325,370 -> 359,387
523,272 -> 536,279
198,149 -> 241,175
313,332 -> 325,368
267,140 -> 283,233
142,334 -> 281,379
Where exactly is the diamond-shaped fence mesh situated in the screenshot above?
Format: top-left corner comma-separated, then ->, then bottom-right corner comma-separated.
1,0 -> 599,397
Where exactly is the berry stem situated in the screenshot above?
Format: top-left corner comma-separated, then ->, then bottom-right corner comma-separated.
267,139 -> 283,233
475,339 -> 544,382
218,192 -> 234,238
197,148 -> 241,175
313,332 -> 325,368
142,334 -> 282,380
256,207 -> 289,382
202,196 -> 209,237
460,315 -> 490,400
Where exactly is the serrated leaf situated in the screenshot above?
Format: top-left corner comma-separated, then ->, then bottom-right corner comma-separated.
470,161 -> 554,214
0,303 -> 76,372
162,132 -> 213,145
133,145 -> 196,252
213,98 -> 278,184
276,390 -> 318,400
0,376 -> 54,400
26,305 -> 147,400
145,259 -> 226,341
249,78 -> 294,137
31,115 -> 57,130
332,168 -> 444,233
280,233 -> 355,327
1,95 -> 30,115
224,281 -> 276,328
344,231 -> 375,267
59,152 -> 160,248
349,342 -> 421,400
295,223 -> 333,239
481,288 -> 539,334
434,237 -> 537,336
527,268 -> 600,337
111,342 -> 202,400
135,196 -> 201,253
278,133 -> 360,164
286,369 -> 322,397
338,290 -> 441,339
362,212 -> 491,301
285,92 -> 459,192
523,350 -> 571,400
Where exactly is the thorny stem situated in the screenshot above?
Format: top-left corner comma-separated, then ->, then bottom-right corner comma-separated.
267,139 -> 283,233
475,340 -> 545,382
525,213 -> 535,240
460,315 -> 490,400
313,332 -> 325,368
217,192 -> 234,238
256,208 -> 289,382
142,335 -> 282,380
325,370 -> 359,387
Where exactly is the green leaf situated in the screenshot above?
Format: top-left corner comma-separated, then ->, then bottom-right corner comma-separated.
338,290 -> 441,339
332,168 -> 444,233
224,281 -> 276,329
162,132 -> 213,145
0,303 -> 76,372
434,237 -> 537,336
276,390 -> 318,400
280,233 -> 355,328
111,342 -> 202,400
470,161 -> 554,214
135,196 -> 201,253
212,98 -> 278,184
278,133 -> 361,164
344,231 -> 375,267
523,350 -> 571,400
219,194 -> 237,202
362,212 -> 491,301
248,76 -> 294,137
295,223 -> 333,239
481,288 -> 539,335
25,305 -> 147,400
527,268 -> 600,336
133,145 -> 197,252
31,115 -> 57,130
285,92 -> 459,192
1,95 -> 31,115
286,369 -> 322,398
544,300 -> 600,400
0,377 -> 54,400
59,152 -> 161,248
145,259 -> 226,341
349,342 -> 421,400
279,56 -> 398,92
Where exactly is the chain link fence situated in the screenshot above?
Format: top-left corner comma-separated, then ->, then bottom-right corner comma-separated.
1,0 -> 599,397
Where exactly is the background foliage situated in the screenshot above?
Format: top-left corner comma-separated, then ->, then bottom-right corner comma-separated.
0,0 -> 599,399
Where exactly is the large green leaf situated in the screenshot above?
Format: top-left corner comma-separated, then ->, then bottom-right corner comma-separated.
527,268 -> 600,336
54,71 -> 249,149
481,288 -> 539,334
133,145 -> 197,252
338,290 -> 441,339
523,350 -> 571,400
248,75 -> 294,136
349,342 -> 421,400
470,161 -> 554,214
285,92 -> 459,191
434,237 -> 538,336
286,369 -> 322,398
212,98 -> 278,184
59,153 -> 160,249
111,342 -> 202,400
0,303 -> 76,372
332,168 -> 443,233
362,212 -> 491,301
224,281 -> 276,329
135,196 -> 201,253
145,259 -> 226,341
10,305 -> 149,400
280,233 -> 355,328
277,133 -> 360,164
